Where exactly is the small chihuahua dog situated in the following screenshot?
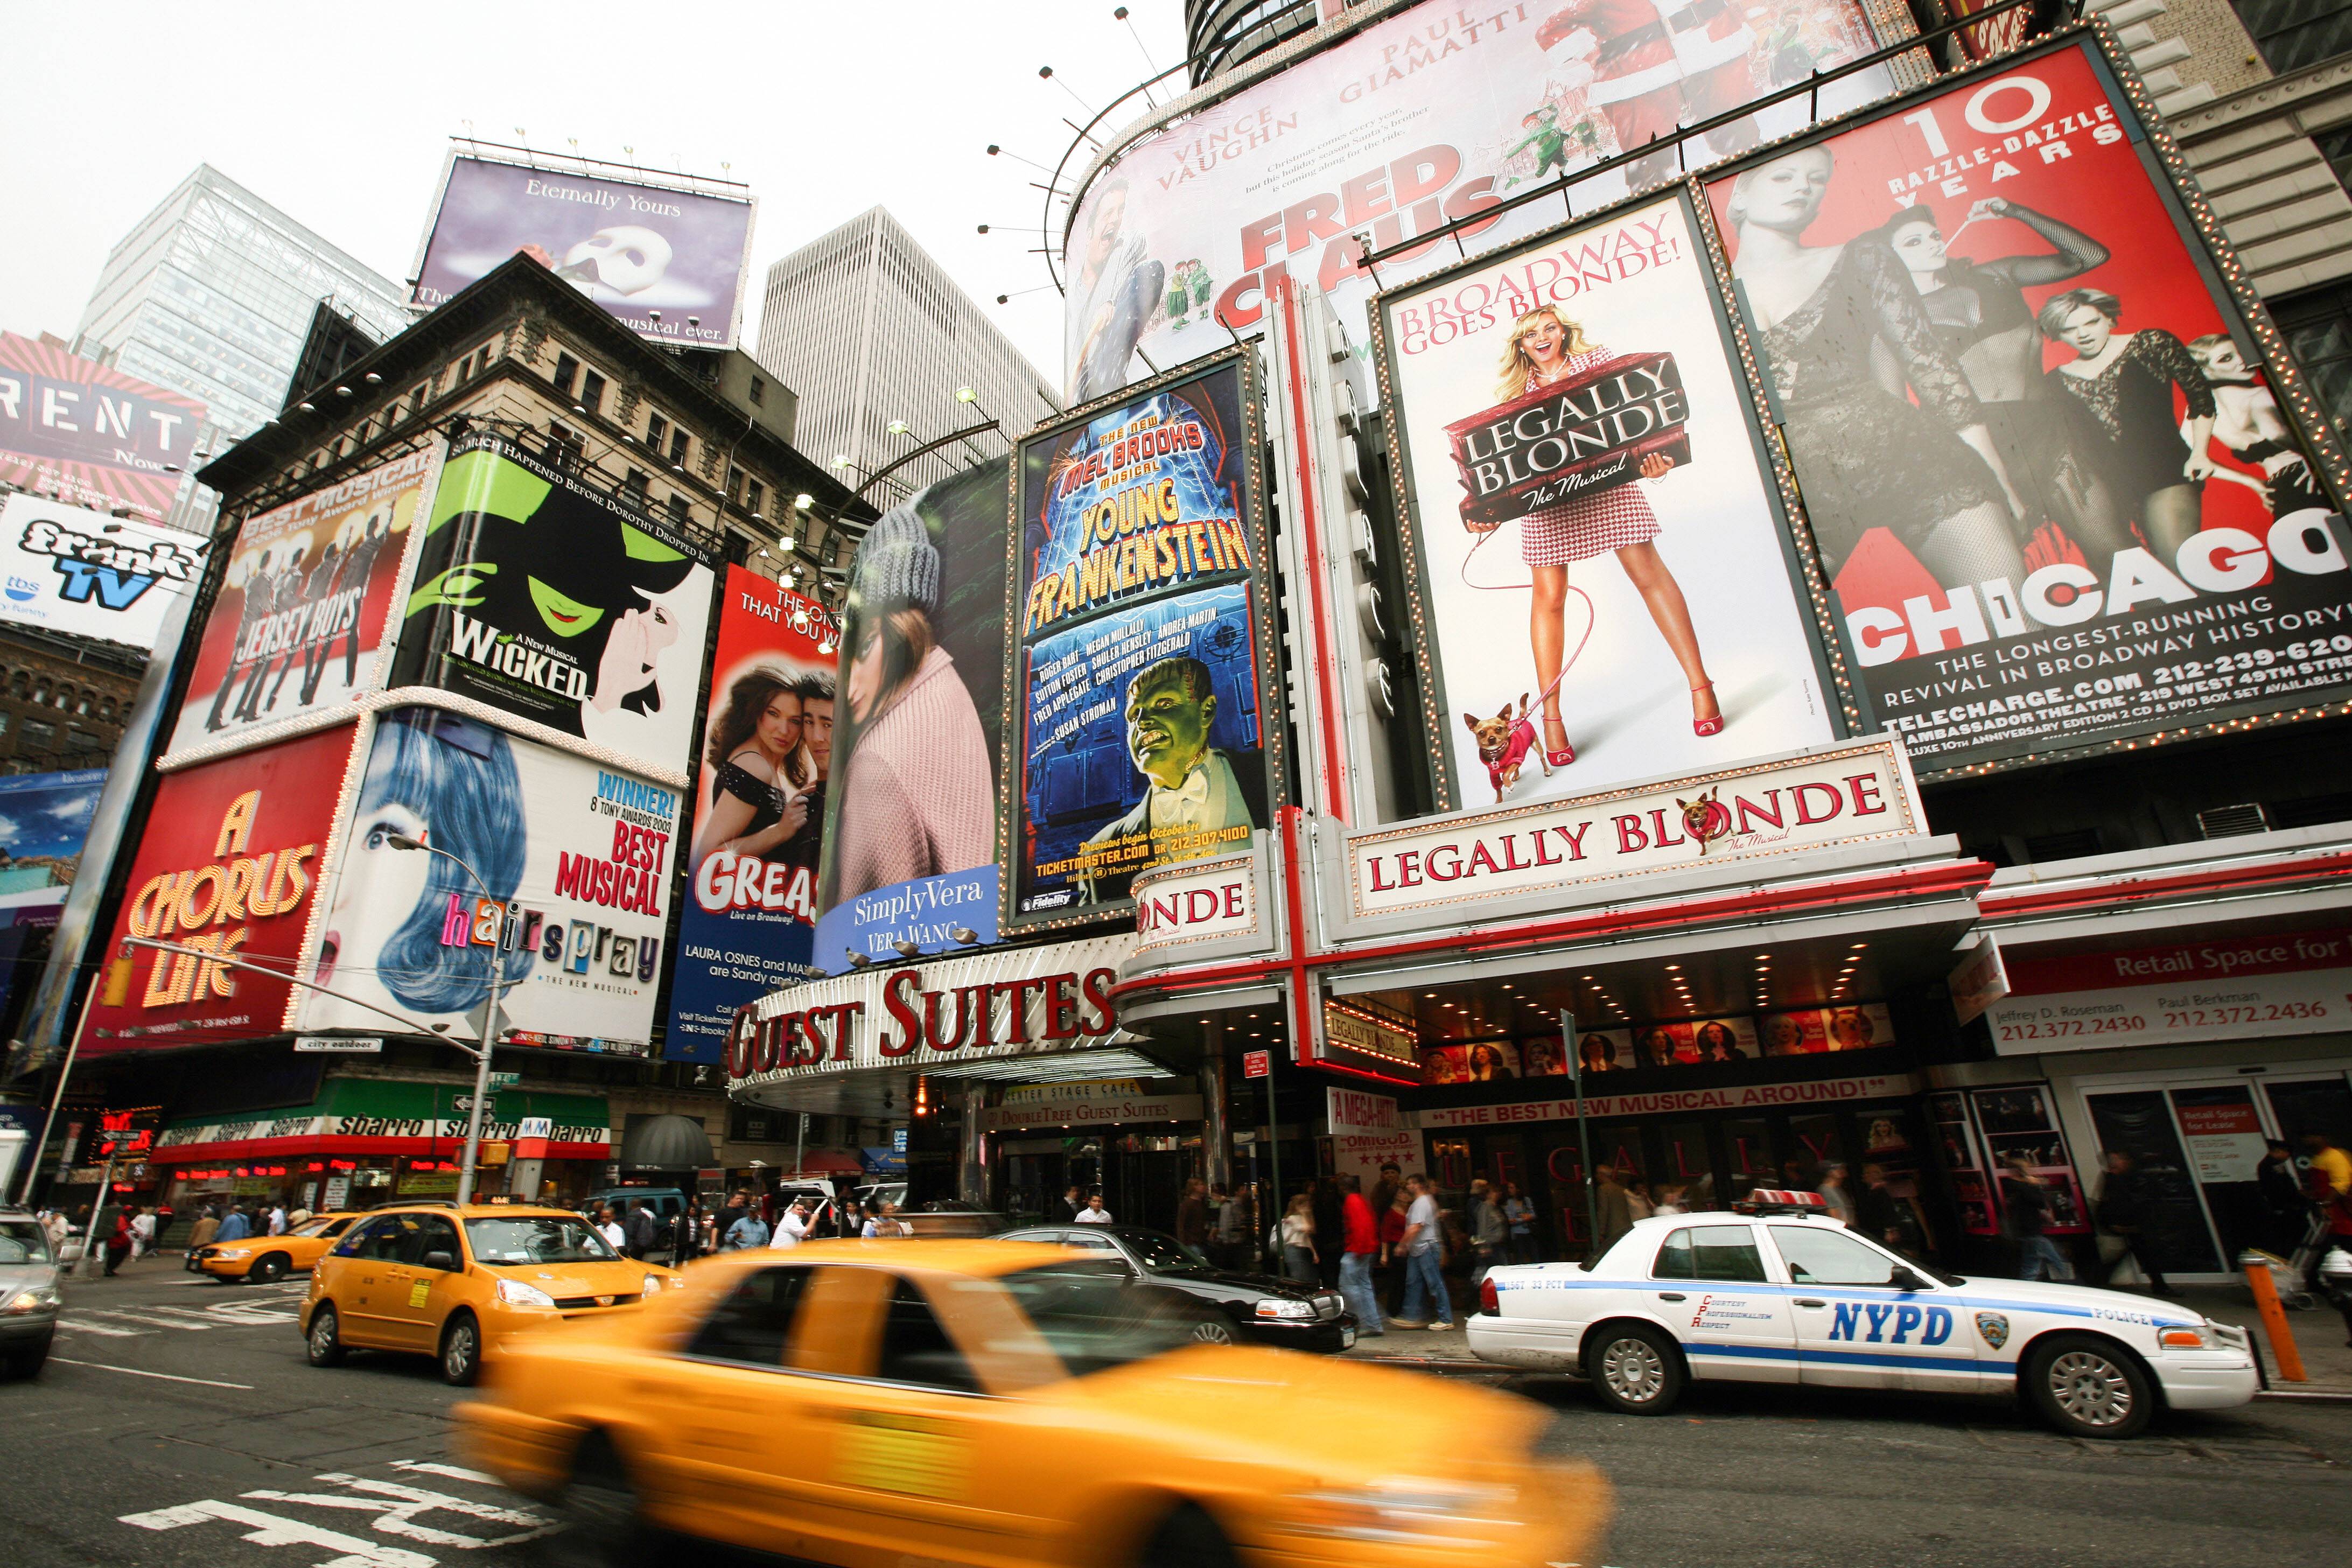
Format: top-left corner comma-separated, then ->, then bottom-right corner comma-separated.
1462,694 -> 1552,803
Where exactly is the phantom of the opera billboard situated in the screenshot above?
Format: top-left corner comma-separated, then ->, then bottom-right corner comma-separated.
1703,36 -> 2352,773
1378,189 -> 1840,809
392,433 -> 718,776
0,495 -> 206,650
81,725 -> 354,1056
166,446 -> 436,758
0,332 -> 206,524
666,569 -> 833,1062
300,708 -> 679,1056
1061,0 -> 1910,401
813,461 -> 1010,972
1007,353 -> 1280,930
412,153 -> 756,348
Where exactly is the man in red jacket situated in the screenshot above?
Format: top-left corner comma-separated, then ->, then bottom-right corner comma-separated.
1338,1174 -> 1385,1338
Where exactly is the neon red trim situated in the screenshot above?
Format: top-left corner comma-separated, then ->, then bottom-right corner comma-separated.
1279,804 -> 1317,1066
1979,850 -> 2352,920
1273,274 -> 1349,823
149,1136 -> 611,1164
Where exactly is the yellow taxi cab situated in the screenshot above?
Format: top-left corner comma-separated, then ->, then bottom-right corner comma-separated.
456,1240 -> 1609,1568
301,1202 -> 681,1388
189,1212 -> 362,1284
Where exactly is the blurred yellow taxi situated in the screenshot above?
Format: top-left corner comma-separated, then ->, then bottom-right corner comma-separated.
190,1212 -> 362,1283
454,1240 -> 1608,1568
302,1203 -> 680,1387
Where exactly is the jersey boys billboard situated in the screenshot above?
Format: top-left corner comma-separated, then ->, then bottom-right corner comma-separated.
166,446 -> 434,757
0,333 -> 206,523
1704,38 -> 2350,773
1007,354 -> 1280,929
1062,0 -> 1905,401
666,570 -> 833,1062
0,496 -> 206,649
393,433 -> 717,777
1380,190 -> 1837,808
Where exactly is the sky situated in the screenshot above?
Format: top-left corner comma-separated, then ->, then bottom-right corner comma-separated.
0,1 -> 1190,392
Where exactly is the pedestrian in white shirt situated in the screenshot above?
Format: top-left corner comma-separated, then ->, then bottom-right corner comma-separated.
596,1204 -> 627,1253
774,1200 -> 813,1249
1074,1194 -> 1114,1226
267,1205 -> 288,1236
129,1208 -> 156,1259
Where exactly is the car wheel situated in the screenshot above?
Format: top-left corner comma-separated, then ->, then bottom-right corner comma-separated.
1189,1318 -> 1236,1345
250,1254 -> 289,1285
306,1304 -> 346,1367
1137,1503 -> 1241,1568
1585,1322 -> 1684,1416
441,1312 -> 482,1387
2,1336 -> 50,1379
2024,1333 -> 2154,1440
537,1433 -> 652,1568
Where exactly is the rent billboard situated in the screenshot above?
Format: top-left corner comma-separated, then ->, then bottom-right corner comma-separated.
0,495 -> 206,649
412,153 -> 755,348
1703,36 -> 2352,775
813,461 -> 1010,972
166,445 -> 436,758
1060,0 -> 1906,401
1378,188 -> 1840,810
666,569 -> 835,1062
300,707 -> 680,1057
1006,352 -> 1280,930
392,432 -> 717,777
0,332 -> 206,523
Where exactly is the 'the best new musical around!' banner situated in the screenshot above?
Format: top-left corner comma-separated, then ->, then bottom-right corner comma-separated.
1006,352 -> 1280,932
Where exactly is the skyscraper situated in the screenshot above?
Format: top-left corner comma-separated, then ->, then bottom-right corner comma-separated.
70,165 -> 411,530
754,207 -> 1060,505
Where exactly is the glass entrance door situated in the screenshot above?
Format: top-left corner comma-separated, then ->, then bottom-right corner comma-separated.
2083,1090 -> 2228,1276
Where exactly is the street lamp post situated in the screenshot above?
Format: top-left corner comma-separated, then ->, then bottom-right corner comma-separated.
384,834 -> 505,1206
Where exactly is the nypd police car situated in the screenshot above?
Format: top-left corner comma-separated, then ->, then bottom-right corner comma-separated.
1468,1192 -> 2259,1438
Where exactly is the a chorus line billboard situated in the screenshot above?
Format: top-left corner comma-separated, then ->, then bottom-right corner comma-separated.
301,707 -> 679,1056
1062,0 -> 1908,401
666,569 -> 834,1062
412,152 -> 755,349
1704,36 -> 2352,773
166,445 -> 436,757
0,495 -> 206,650
1378,188 -> 1840,809
1006,352 -> 1282,932
0,332 -> 207,523
813,461 -> 1009,972
392,432 -> 718,778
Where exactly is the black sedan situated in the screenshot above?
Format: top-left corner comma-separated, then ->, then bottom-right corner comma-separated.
996,1223 -> 1357,1352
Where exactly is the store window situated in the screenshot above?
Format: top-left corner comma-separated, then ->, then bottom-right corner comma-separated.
2231,0 -> 2352,74
2273,278 -> 2352,439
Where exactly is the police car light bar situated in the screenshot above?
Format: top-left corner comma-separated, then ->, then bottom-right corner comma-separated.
1737,1189 -> 1831,1216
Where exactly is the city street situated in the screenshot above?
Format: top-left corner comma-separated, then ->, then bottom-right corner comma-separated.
5,1257 -> 2351,1568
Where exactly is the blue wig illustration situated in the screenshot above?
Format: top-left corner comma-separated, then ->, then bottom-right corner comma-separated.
365,710 -> 527,1015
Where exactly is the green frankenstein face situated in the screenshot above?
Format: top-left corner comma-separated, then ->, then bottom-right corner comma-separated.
1124,656 -> 1215,790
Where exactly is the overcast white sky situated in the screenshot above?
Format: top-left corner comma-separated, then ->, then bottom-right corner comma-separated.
0,1 -> 1188,389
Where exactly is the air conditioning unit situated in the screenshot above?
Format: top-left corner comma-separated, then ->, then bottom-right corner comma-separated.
2196,803 -> 2270,839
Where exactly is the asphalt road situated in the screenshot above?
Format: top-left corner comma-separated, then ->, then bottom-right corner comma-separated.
5,1255 -> 2350,1568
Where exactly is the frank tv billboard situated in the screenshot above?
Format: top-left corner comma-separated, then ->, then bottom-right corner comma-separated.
1704,35 -> 2352,773
1007,353 -> 1280,930
413,152 -> 755,348
0,332 -> 205,523
1062,0 -> 1905,401
0,495 -> 206,650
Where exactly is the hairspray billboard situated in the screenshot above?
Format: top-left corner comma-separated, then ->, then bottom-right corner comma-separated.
666,569 -> 834,1062
393,432 -> 718,777
1704,34 -> 2352,775
1061,0 -> 1908,402
300,706 -> 679,1056
1380,190 -> 1839,809
0,332 -> 207,524
813,461 -> 1009,973
1006,352 -> 1280,930
167,446 -> 436,758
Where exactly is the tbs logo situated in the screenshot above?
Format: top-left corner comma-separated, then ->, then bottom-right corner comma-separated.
3,576 -> 38,603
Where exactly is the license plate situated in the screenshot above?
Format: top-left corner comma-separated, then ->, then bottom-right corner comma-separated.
1342,1325 -> 1357,1349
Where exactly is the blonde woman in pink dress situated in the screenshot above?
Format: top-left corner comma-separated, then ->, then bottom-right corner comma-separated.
1500,305 -> 1721,765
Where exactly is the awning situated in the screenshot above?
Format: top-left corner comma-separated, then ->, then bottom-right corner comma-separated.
149,1078 -> 612,1164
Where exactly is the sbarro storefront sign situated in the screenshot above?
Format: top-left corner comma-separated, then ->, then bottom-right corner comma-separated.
1345,738 -> 1923,920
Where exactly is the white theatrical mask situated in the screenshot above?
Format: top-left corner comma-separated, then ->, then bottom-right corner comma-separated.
562,226 -> 674,297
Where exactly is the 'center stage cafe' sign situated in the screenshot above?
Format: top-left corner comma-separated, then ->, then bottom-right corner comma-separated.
1345,738 -> 1924,920
727,932 -> 1140,1086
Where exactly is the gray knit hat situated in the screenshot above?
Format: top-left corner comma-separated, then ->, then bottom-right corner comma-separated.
851,501 -> 940,614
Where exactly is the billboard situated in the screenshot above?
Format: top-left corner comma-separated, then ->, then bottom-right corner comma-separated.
166,446 -> 436,757
300,708 -> 680,1056
412,153 -> 755,348
1061,0 -> 1908,401
0,767 -> 107,874
666,569 -> 834,1062
813,461 -> 1009,972
0,333 -> 206,523
1007,353 -> 1280,928
1704,37 -> 2352,774
393,432 -> 717,776
0,495 -> 205,649
1380,190 -> 1838,809
81,725 -> 355,1056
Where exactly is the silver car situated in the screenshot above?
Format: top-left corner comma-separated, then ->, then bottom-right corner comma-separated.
0,1208 -> 61,1378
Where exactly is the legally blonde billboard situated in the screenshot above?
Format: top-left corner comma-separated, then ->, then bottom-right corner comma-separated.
1704,36 -> 2350,773
1380,190 -> 1839,810
1062,0 -> 1908,401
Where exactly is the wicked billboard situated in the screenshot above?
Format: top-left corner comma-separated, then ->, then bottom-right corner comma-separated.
1703,36 -> 2352,774
392,432 -> 718,776
1006,353 -> 1280,930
